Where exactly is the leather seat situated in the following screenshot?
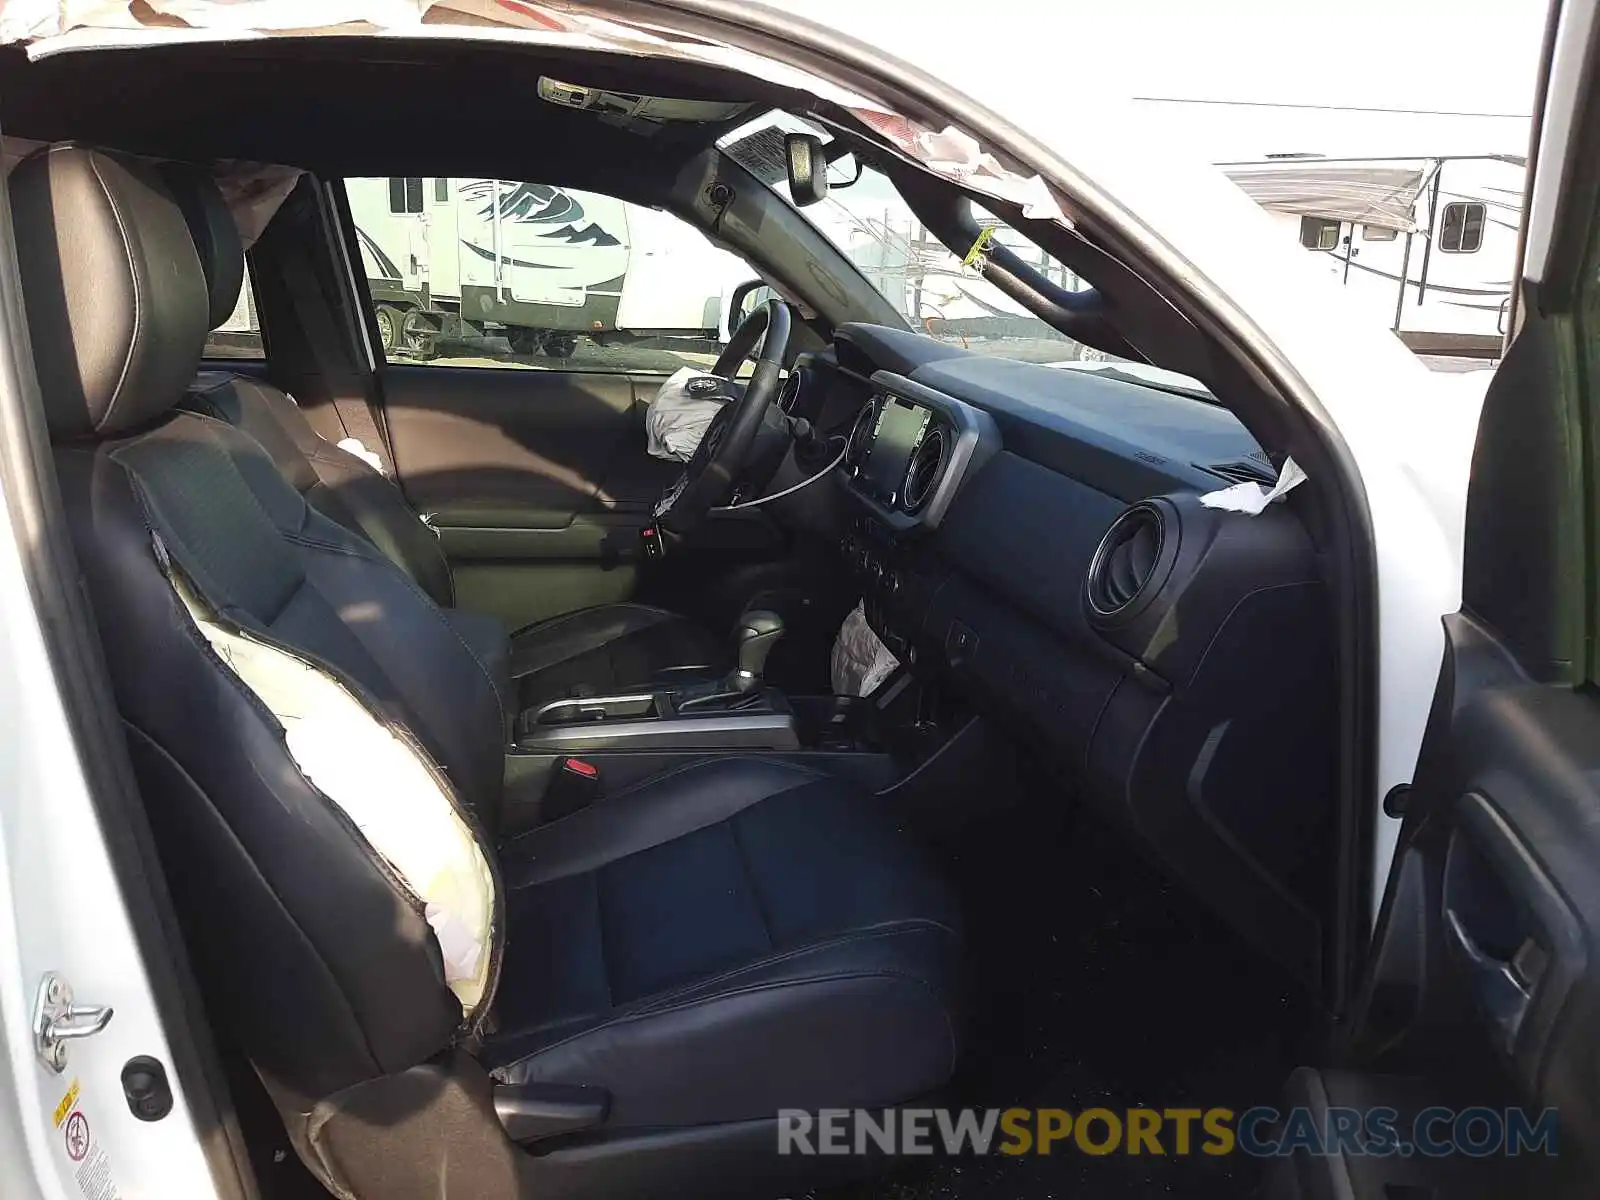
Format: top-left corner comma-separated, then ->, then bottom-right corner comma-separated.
12,145 -> 961,1200
489,757 -> 961,1128
164,166 -> 723,713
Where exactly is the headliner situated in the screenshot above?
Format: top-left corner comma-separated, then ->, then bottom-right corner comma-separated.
0,38 -> 807,193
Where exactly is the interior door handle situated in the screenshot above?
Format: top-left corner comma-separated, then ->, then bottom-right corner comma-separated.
1443,906 -> 1536,1048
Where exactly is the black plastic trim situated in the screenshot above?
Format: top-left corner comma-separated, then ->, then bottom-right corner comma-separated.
839,369 -> 999,532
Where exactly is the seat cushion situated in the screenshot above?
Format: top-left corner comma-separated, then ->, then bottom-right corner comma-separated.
511,603 -> 726,709
482,758 -> 962,1128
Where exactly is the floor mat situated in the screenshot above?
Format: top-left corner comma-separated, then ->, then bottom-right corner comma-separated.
814,782 -> 1316,1200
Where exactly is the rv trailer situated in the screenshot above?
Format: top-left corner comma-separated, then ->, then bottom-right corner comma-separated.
344,177 -> 751,359
1220,154 -> 1523,358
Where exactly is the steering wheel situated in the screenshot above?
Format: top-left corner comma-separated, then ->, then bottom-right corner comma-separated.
654,299 -> 792,533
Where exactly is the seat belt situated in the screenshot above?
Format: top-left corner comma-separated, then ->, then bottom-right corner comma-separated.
278,250 -> 396,477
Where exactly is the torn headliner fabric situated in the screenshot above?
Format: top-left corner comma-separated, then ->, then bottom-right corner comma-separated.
0,0 -> 1071,233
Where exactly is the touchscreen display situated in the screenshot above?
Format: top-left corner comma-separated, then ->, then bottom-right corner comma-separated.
861,396 -> 931,505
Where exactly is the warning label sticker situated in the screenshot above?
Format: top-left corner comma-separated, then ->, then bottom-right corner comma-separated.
53,1080 -> 80,1129
52,1080 -> 121,1200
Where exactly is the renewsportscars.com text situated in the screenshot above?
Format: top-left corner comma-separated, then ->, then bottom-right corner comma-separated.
776,1107 -> 1559,1159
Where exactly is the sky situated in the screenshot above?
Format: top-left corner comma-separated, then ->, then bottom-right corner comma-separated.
790,0 -> 1551,117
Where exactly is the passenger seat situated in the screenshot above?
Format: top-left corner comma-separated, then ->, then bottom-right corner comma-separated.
14,143 -> 964,1200
162,166 -> 726,712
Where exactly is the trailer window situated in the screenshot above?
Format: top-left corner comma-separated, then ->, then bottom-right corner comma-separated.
343,177 -> 757,373
1440,202 -> 1486,253
388,178 -> 424,214
1299,217 -> 1341,250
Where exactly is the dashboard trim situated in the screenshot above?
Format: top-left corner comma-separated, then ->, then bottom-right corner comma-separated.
841,369 -> 1000,532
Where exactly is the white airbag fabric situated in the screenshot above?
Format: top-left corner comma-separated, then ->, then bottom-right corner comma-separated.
831,602 -> 900,697
173,578 -> 494,1014
1198,457 -> 1308,516
646,367 -> 728,462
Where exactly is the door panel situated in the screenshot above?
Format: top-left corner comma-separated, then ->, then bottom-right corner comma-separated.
1395,618 -> 1600,1133
379,364 -> 678,626
382,364 -> 676,526
378,364 -> 786,630
1266,614 -> 1595,1197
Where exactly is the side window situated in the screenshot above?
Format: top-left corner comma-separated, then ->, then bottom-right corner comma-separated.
388,177 -> 424,215
202,263 -> 263,360
1299,216 -> 1341,250
343,177 -> 757,372
1440,201 -> 1486,253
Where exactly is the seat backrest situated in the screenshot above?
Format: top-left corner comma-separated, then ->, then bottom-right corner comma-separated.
160,166 -> 456,608
10,145 -> 506,1110
189,369 -> 457,606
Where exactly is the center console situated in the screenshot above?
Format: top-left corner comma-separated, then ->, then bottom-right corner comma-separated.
518,685 -> 801,753
515,609 -> 800,753
502,596 -> 1004,836
499,369 -> 1010,833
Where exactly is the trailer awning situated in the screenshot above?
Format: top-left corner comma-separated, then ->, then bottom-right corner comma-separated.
1221,162 -> 1428,231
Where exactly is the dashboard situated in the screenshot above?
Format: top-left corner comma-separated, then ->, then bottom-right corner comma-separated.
794,322 -> 1339,988
842,373 -> 998,531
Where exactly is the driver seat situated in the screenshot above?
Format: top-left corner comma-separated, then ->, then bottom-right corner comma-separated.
165,167 -> 724,712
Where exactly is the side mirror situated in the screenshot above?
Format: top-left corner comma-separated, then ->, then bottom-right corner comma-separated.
727,280 -> 779,335
785,133 -> 829,207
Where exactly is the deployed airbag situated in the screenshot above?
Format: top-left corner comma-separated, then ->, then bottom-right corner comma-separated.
646,367 -> 734,462
172,575 -> 495,1014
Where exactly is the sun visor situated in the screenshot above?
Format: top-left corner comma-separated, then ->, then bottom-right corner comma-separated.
1221,162 -> 1427,232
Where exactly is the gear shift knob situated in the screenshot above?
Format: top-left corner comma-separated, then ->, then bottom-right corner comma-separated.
730,610 -> 784,692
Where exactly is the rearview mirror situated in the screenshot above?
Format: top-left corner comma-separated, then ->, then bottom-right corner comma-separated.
785,133 -> 829,207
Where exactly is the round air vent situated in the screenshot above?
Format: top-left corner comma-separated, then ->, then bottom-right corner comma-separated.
1086,503 -> 1167,618
901,425 -> 947,512
778,366 -> 807,414
845,400 -> 878,470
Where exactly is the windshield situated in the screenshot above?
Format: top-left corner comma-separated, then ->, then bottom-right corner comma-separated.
718,114 -> 1207,397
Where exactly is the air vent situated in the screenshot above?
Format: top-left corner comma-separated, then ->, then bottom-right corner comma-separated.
779,367 -> 806,414
1203,459 -> 1277,486
902,426 -> 947,512
845,401 -> 878,469
1087,504 -> 1165,617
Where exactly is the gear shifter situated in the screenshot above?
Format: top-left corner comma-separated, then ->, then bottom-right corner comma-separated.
729,610 -> 784,693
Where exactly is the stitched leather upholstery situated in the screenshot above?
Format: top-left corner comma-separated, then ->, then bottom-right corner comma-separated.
12,144 -> 963,1197
487,758 -> 961,1128
162,168 -> 723,712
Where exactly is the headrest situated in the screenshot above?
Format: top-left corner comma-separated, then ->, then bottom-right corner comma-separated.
8,146 -> 208,439
158,163 -> 245,332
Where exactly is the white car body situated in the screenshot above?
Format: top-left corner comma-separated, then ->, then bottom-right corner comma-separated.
0,0 -> 1572,1194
